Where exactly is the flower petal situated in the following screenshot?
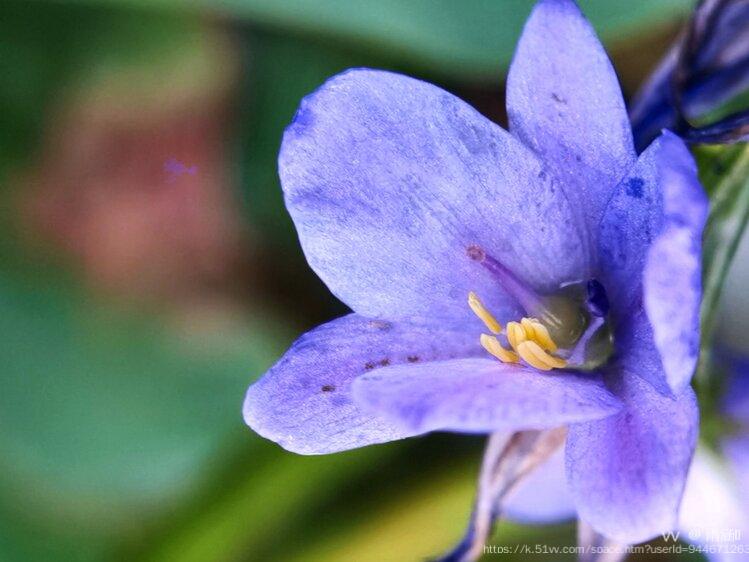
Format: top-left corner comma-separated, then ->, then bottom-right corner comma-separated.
506,0 -> 635,235
680,447 -> 749,560
280,68 -> 588,323
243,314 -> 481,455
351,358 -> 621,434
599,131 -> 707,394
723,355 -> 749,424
612,309 -> 674,396
504,444 -> 576,524
566,373 -> 699,544
643,158 -> 707,394
723,434 -> 749,509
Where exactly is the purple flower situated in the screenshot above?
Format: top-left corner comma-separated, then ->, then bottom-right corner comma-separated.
630,0 -> 749,149
244,0 -> 708,544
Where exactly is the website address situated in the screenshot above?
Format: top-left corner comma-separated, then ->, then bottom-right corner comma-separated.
483,544 -> 749,556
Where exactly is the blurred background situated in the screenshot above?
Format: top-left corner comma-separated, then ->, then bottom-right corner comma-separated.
0,0 -> 736,560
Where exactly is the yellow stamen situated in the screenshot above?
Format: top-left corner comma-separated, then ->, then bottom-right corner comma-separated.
467,292 -> 566,371
468,292 -> 502,334
521,318 -> 557,352
517,340 -> 567,371
480,333 -> 519,363
505,321 -> 527,350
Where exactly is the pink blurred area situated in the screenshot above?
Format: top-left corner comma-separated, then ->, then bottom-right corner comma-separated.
16,29 -> 251,308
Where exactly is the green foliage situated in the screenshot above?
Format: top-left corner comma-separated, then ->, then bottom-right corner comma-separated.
692,145 -> 749,450
0,273 -> 275,506
698,145 -> 749,329
696,145 -> 749,365
64,0 -> 690,79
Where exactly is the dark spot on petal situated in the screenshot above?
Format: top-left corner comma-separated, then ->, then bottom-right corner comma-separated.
368,320 -> 392,331
321,384 -> 335,392
407,355 -> 419,363
467,244 -> 485,261
575,154 -> 582,162
551,92 -> 567,104
379,358 -> 390,367
625,177 -> 645,198
364,361 -> 375,370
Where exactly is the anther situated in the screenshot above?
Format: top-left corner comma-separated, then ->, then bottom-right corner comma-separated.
468,292 -> 502,334
506,321 -> 526,350
521,318 -> 557,352
517,341 -> 567,371
480,334 -> 519,363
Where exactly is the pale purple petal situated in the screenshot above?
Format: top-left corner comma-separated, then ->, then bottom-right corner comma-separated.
642,138 -> 707,393
721,353 -> 749,424
504,444 -> 576,524
566,373 -> 699,544
721,354 -> 749,508
351,358 -> 621,434
280,68 -> 588,324
599,131 -> 707,394
506,0 -> 635,236
680,448 -> 749,561
723,435 -> 749,508
243,314 -> 481,454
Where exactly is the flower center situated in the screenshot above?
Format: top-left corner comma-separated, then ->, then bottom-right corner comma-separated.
466,246 -> 614,372
469,293 -> 567,371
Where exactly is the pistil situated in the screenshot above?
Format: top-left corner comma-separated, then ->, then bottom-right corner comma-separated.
467,245 -> 586,347
467,245 -> 545,317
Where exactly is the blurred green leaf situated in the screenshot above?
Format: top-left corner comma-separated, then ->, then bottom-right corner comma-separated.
218,0 -> 690,78
287,463 -> 478,562
693,144 -> 749,441
265,456 -> 578,562
0,499 -> 106,562
66,0 -> 690,79
0,268 -> 281,528
127,433 -> 488,562
698,145 -> 749,357
132,444 -> 399,562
